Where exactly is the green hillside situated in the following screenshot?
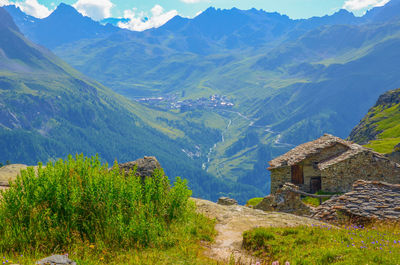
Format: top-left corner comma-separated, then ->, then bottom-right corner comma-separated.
0,7 -> 261,203
349,88 -> 400,154
53,16 -> 400,193
8,2 -> 400,199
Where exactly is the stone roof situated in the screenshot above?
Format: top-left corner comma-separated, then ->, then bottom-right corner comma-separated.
268,134 -> 368,170
313,180 -> 400,222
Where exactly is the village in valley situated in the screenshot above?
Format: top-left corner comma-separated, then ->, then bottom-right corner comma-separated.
135,94 -> 234,111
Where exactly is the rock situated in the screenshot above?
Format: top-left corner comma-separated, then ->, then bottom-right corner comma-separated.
36,255 -> 76,265
116,156 -> 162,177
217,197 -> 238,206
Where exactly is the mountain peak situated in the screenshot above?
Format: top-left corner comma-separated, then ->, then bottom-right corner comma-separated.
51,3 -> 82,18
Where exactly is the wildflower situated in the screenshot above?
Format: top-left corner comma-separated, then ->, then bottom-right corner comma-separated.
272,261 -> 279,265
285,262 -> 290,265
89,244 -> 95,249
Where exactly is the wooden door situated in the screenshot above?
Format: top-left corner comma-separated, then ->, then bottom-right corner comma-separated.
291,165 -> 304,184
310,177 -> 321,193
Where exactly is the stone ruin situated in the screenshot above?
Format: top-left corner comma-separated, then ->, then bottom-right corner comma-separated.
254,183 -> 313,216
313,180 -> 400,222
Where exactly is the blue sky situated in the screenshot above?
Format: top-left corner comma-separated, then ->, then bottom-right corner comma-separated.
0,0 -> 392,30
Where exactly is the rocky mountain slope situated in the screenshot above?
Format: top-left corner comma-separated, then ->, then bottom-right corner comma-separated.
349,88 -> 400,155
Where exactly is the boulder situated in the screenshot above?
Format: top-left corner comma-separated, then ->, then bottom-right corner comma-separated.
217,197 -> 238,206
117,156 -> 163,177
36,255 -> 76,265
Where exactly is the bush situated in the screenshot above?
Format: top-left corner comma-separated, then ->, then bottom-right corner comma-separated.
0,154 -> 193,252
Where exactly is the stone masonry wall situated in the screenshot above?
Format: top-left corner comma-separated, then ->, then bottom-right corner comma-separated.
321,151 -> 400,193
270,166 -> 291,194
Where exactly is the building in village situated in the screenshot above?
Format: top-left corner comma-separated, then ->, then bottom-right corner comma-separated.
268,134 -> 400,194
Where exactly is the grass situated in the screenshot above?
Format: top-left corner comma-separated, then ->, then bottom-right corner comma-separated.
365,137 -> 400,154
246,197 -> 264,207
242,223 -> 400,265
0,214 -> 217,265
301,191 -> 341,207
0,154 -> 218,264
360,97 -> 400,154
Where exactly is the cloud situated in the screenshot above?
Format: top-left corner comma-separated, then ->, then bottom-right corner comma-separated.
118,4 -> 178,31
343,0 -> 390,11
12,0 -> 52,18
0,0 -> 10,6
73,0 -> 113,21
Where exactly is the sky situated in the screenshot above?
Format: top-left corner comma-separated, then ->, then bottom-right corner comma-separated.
0,0 -> 392,31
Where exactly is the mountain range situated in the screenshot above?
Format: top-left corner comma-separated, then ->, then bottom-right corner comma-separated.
3,0 -> 400,202
0,6 -> 262,203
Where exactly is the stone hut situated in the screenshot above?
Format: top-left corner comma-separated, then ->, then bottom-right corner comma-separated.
268,134 -> 400,194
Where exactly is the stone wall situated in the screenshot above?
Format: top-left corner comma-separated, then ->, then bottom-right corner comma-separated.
270,143 -> 349,194
387,151 -> 400,164
255,183 -> 313,216
270,166 -> 291,194
321,151 -> 400,193
313,180 -> 400,222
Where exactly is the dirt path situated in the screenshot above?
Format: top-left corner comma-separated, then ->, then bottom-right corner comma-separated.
193,198 -> 327,264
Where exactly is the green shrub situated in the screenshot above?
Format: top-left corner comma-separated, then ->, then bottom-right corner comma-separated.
0,154 -> 193,252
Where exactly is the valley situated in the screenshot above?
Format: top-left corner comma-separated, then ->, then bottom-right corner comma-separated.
3,0 -> 400,203
1,1 -> 400,264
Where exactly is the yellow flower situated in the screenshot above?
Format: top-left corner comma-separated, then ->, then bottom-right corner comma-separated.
89,244 -> 95,249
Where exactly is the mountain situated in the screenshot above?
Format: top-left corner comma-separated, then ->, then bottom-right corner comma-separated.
349,88 -> 400,154
363,0 -> 400,23
5,0 -> 400,199
3,3 -> 121,49
0,6 -> 261,203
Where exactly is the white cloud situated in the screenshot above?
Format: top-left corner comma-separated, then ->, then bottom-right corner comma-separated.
73,0 -> 113,21
194,10 -> 204,17
118,4 -> 178,31
343,0 -> 390,11
0,0 -> 10,7
13,0 -> 52,18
